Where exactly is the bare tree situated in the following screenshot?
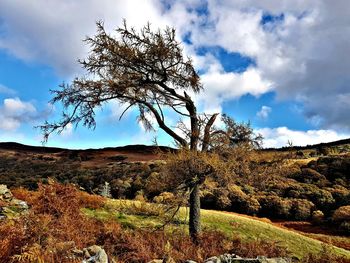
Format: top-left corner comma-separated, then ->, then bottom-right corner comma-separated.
40,21 -> 261,242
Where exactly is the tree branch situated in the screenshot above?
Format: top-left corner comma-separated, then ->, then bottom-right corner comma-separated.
201,113 -> 219,152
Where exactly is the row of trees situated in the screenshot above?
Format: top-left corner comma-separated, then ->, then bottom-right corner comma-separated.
40,21 -> 261,241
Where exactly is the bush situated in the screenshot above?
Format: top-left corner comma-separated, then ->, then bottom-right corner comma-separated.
0,181 -> 107,262
332,205 -> 350,222
79,191 -> 105,209
291,199 -> 315,220
153,192 -> 175,204
258,195 -> 292,219
311,210 -> 324,224
330,187 -> 350,207
339,221 -> 350,234
300,168 -> 327,186
331,205 -> 350,234
227,185 -> 260,215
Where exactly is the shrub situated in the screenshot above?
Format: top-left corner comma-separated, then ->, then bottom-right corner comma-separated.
330,187 -> 350,207
332,206 -> 350,222
0,220 -> 27,260
220,185 -> 257,215
79,191 -> 105,209
145,171 -> 168,196
297,185 -> 334,212
0,181 -> 106,262
296,151 -> 304,158
215,188 -> 232,210
311,210 -> 324,224
258,195 -> 292,219
339,221 -> 350,234
317,147 -> 331,156
300,168 -> 327,186
134,190 -> 147,202
291,199 -> 315,220
153,192 -> 175,204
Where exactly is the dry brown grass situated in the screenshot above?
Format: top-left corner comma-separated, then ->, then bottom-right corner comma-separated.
2,182 -> 347,262
303,245 -> 350,263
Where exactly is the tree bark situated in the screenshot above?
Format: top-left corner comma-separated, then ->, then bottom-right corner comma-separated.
189,182 -> 201,243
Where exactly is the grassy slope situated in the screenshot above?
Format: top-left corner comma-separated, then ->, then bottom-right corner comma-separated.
84,200 -> 350,260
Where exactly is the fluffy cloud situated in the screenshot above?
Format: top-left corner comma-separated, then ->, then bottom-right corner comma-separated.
1,0 -> 350,131
0,97 -> 38,131
257,127 -> 349,148
199,67 -> 273,113
257,106 -> 272,119
165,0 -> 350,130
0,0 -> 167,76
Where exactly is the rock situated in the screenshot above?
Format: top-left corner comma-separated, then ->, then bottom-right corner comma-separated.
205,254 -> 242,263
147,257 -> 175,263
0,185 -> 28,219
10,199 -> 29,210
82,245 -> 108,263
256,257 -> 292,263
0,184 -> 13,200
204,254 -> 292,263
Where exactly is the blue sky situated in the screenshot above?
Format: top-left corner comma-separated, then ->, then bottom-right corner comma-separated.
0,0 -> 349,149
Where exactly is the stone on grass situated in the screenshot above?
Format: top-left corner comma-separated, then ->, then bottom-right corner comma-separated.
82,245 -> 108,263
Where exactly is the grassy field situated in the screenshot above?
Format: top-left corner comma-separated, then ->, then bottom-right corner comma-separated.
83,199 -> 350,260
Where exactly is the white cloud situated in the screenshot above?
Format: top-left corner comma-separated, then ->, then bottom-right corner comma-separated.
164,0 -> 350,130
0,84 -> 16,95
257,106 -> 272,119
197,58 -> 273,113
257,126 -> 349,148
3,97 -> 36,115
0,0 -> 167,76
0,97 -> 38,131
1,0 -> 350,132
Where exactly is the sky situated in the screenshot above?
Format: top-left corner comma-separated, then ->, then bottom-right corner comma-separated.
0,0 -> 349,149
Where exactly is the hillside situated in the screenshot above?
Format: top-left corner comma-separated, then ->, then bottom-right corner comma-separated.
264,138 -> 350,152
0,140 -> 349,260
1,182 -> 349,262
0,142 -> 174,167
86,198 -> 350,260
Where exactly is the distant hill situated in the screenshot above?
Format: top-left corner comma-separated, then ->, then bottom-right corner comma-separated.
0,142 -> 174,154
0,142 -> 176,165
1,137 -> 350,154
263,138 -> 350,151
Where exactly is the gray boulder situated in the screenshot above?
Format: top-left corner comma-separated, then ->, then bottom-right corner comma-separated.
204,254 -> 292,263
0,184 -> 13,199
0,184 -> 28,219
205,254 -> 242,263
82,245 -> 108,263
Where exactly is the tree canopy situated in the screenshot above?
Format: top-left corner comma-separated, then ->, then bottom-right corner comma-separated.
41,21 -> 205,148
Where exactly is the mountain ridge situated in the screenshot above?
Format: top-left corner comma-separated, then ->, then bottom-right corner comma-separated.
1,137 -> 349,153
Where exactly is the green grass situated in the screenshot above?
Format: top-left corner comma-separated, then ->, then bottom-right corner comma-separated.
200,210 -> 349,259
83,199 -> 350,260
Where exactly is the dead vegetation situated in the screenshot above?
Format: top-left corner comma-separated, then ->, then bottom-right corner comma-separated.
1,181 -> 349,262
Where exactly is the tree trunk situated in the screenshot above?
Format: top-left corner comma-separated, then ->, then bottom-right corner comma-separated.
189,182 -> 201,243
